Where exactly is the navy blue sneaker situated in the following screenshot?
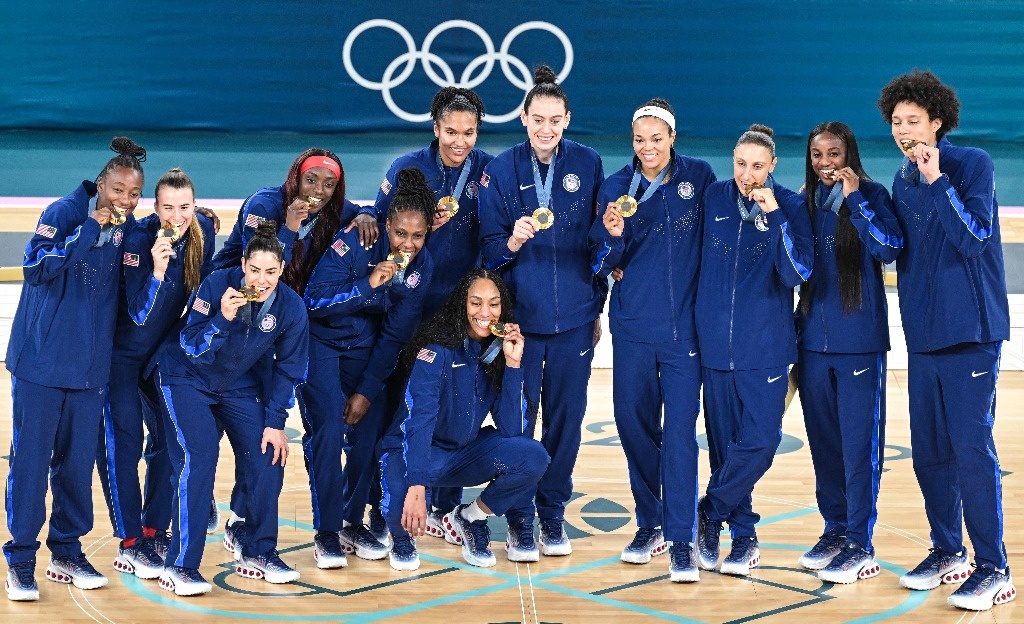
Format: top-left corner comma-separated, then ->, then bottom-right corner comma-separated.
695,497 -> 721,571
446,504 -> 496,568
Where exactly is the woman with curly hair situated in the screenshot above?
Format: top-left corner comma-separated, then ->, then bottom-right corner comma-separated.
878,69 -> 1014,611
379,268 -> 548,570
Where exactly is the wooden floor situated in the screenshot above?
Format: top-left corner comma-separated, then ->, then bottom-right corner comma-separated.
0,369 -> 1021,623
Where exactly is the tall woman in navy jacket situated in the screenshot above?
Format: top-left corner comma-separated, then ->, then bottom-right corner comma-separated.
157,222 -> 308,596
299,168 -> 435,568
795,123 -> 903,584
478,64 -> 604,559
590,99 -> 715,582
694,125 -> 813,577
4,137 -> 147,601
380,269 -> 548,571
98,168 -> 216,581
879,70 -> 1014,611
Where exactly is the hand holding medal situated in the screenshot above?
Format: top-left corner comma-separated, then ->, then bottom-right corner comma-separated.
603,201 -> 625,237
532,207 -> 554,230
493,321 -> 524,367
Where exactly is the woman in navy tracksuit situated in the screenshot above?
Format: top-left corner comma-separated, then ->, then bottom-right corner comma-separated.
589,98 -> 715,582
4,137 -> 147,602
694,124 -> 813,577
299,167 -> 435,568
157,221 -> 308,596
879,70 -> 1014,611
379,268 -> 548,571
794,122 -> 903,584
479,64 -> 605,559
98,168 -> 216,581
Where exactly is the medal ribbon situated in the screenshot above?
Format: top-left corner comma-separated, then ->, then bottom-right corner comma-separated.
816,181 -> 844,215
297,214 -> 319,239
239,276 -> 277,327
627,161 -> 670,205
529,150 -> 553,209
736,175 -> 776,223
436,152 -> 474,201
900,157 -> 921,184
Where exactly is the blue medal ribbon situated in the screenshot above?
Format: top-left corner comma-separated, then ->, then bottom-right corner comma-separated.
736,175 -> 776,223
436,152 -> 474,202
297,214 -> 319,239
816,181 -> 844,215
627,161 -> 671,205
529,150 -> 553,209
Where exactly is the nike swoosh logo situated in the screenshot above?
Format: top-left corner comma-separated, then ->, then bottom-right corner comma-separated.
971,371 -> 988,377
689,351 -> 697,357
452,363 -> 467,368
368,262 -> 376,267
853,368 -> 869,376
767,375 -> 783,383
715,216 -> 729,222
520,183 -> 535,191
580,349 -> 591,357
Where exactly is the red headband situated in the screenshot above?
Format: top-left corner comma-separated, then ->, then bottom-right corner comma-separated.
299,155 -> 341,180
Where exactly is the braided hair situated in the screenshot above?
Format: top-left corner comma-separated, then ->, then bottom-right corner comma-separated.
431,87 -> 486,126
97,136 -> 146,183
153,168 -> 204,292
387,167 -> 435,231
281,148 -> 345,296
524,64 -> 569,113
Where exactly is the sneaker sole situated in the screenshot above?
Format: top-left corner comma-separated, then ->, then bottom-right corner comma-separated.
235,563 -> 300,584
948,579 -> 1017,611
798,554 -> 838,570
339,541 -> 389,561
440,514 -> 465,545
720,551 -> 760,577
506,543 -> 540,563
113,555 -> 162,580
819,559 -> 881,584
900,562 -> 972,590
158,575 -> 211,596
539,536 -> 572,557
5,581 -> 39,601
450,520 -> 497,568
621,540 -> 668,564
389,554 -> 421,571
670,568 -> 700,583
45,566 -> 108,590
314,550 -> 348,570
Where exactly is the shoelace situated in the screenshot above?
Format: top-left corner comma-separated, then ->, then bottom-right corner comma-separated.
260,549 -> 289,570
730,536 -> 757,554
671,544 -> 692,565
811,534 -> 845,553
468,519 -> 492,551
540,519 -> 562,540
10,561 -> 35,586
917,547 -> 954,570
628,528 -> 659,550
135,539 -> 162,564
177,567 -> 205,583
513,521 -> 535,546
317,532 -> 345,555
392,535 -> 416,557
64,553 -> 99,574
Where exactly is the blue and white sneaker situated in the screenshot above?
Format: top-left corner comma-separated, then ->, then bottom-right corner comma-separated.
158,565 -> 212,596
948,565 -> 1017,611
720,536 -> 760,576
798,533 -> 847,570
446,504 -> 496,568
46,553 -> 108,589
113,539 -> 164,579
147,530 -> 171,563
236,549 -> 300,584
5,560 -> 39,601
313,530 -> 348,569
669,542 -> 700,583
223,520 -> 247,559
695,497 -> 722,571
207,500 -> 221,535
339,524 -> 390,561
539,518 -> 572,556
621,528 -> 668,564
389,534 -> 420,571
368,507 -> 391,548
818,542 -> 880,584
899,548 -> 971,590
505,516 -> 539,562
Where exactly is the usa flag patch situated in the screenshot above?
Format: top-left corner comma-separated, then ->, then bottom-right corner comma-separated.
380,178 -> 392,195
123,252 -> 140,267
479,172 -> 490,188
35,223 -> 57,239
244,213 -> 265,229
332,239 -> 349,257
416,348 -> 436,363
192,297 -> 211,315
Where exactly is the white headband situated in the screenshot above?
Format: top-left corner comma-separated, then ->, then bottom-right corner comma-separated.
632,106 -> 675,131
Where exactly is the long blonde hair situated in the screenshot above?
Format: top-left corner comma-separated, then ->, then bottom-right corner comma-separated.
154,168 -> 203,292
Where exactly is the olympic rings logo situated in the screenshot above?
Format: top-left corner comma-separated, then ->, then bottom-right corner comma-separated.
343,19 -> 573,124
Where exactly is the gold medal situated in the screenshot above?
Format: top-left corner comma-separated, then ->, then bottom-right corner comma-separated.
437,196 -> 459,218
899,139 -> 922,154
532,207 -> 554,230
488,321 -> 510,337
387,251 -> 410,270
110,207 -> 127,226
159,222 -> 181,243
820,168 -> 839,180
239,284 -> 261,301
615,195 -> 639,218
306,196 -> 321,208
743,182 -> 765,195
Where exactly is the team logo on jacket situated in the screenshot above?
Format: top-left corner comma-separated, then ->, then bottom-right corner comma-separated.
417,348 -> 437,363
405,270 -> 421,288
112,229 -> 124,247
35,223 -> 57,239
332,238 -> 350,257
380,178 -> 392,195
244,213 -> 266,229
562,174 -> 580,192
123,252 -> 140,267
678,181 -> 694,200
479,172 -> 490,188
259,314 -> 277,332
465,181 -> 479,199
192,297 -> 211,315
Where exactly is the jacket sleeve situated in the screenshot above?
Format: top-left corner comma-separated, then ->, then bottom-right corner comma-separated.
490,366 -> 528,437
927,152 -> 996,258
178,277 -> 233,364
303,235 -> 379,319
355,270 -> 433,399
768,191 -> 814,288
479,168 -> 520,270
589,188 -> 624,278
399,349 -> 447,486
847,184 -> 904,264
23,202 -> 102,286
368,160 -> 402,220
124,231 -> 172,326
239,192 -> 296,259
264,309 -> 309,430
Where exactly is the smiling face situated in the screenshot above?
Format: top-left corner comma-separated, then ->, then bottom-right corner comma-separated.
154,185 -> 195,233
733,143 -> 776,191
890,100 -> 942,159
241,250 -> 284,302
97,166 -> 143,215
809,132 -> 847,186
297,166 -> 339,215
385,210 -> 429,260
632,116 -> 675,176
434,111 -> 478,168
521,95 -> 569,163
466,277 -> 501,342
